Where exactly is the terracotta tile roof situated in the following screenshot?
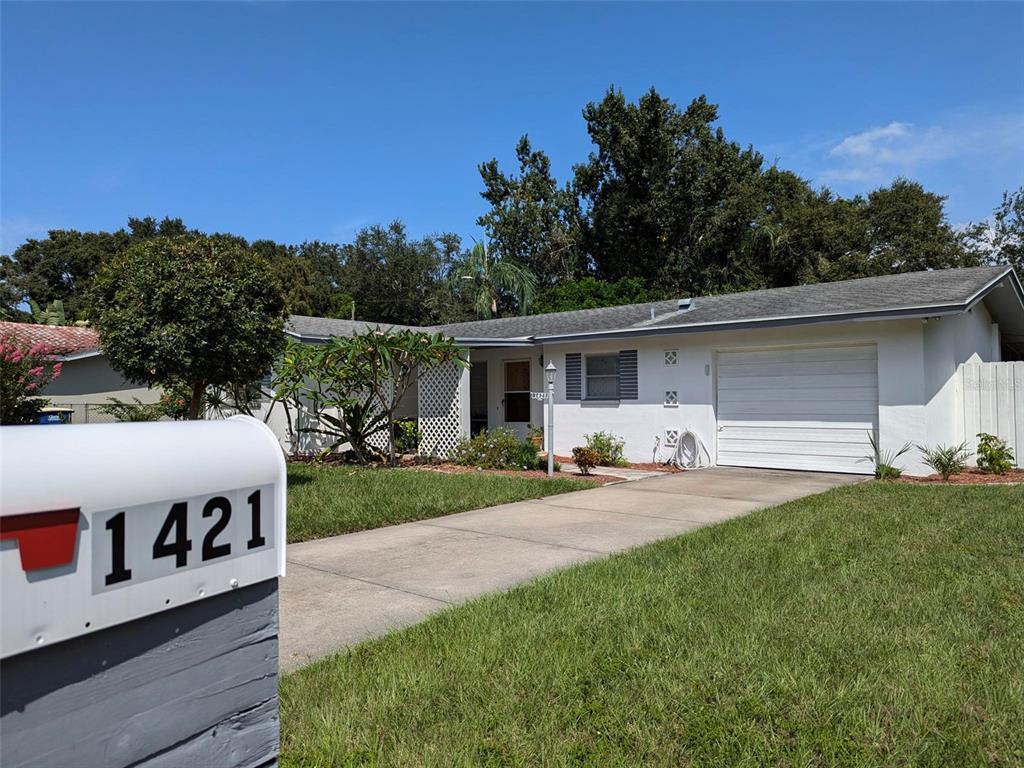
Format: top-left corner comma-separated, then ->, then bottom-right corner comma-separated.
0,322 -> 101,356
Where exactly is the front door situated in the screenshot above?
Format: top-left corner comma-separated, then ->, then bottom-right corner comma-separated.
503,360 -> 531,436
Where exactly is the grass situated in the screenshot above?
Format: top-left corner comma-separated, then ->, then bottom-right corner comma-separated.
286,464 -> 598,542
280,483 -> 1024,767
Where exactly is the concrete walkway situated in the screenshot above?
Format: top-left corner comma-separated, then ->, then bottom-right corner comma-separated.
279,467 -> 861,671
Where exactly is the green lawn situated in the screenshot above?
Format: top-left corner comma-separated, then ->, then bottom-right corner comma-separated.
281,483 -> 1024,767
287,464 -> 598,542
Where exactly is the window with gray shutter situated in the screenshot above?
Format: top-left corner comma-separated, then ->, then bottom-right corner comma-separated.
585,354 -> 619,399
565,353 -> 582,400
619,349 -> 638,400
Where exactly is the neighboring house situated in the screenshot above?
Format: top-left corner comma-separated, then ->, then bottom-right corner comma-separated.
0,322 -> 159,423
289,265 -> 1024,476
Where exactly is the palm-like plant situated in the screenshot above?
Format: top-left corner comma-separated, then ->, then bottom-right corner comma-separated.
452,242 -> 536,319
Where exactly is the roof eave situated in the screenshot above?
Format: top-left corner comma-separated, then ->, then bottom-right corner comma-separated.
57,349 -> 104,361
534,304 -> 972,344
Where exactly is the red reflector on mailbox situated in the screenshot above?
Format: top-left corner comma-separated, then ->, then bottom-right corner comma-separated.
0,509 -> 80,571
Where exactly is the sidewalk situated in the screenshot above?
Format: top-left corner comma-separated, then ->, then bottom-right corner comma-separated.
279,467 -> 859,671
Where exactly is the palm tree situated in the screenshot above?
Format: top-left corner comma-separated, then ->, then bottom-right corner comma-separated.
452,242 -> 537,319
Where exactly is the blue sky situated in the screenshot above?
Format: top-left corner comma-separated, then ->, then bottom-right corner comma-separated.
2,2 -> 1022,254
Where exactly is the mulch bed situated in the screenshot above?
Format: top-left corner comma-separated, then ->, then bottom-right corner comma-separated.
411,463 -> 623,485
899,468 -> 1024,485
288,455 -> 621,484
554,455 -> 682,474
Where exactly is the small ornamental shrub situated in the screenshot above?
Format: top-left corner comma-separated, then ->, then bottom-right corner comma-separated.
572,447 -> 601,475
394,419 -> 422,455
918,442 -> 970,480
583,431 -> 628,467
97,397 -> 171,422
526,423 -> 544,447
451,427 -> 542,470
860,431 -> 912,480
976,433 -> 1014,474
0,335 -> 63,425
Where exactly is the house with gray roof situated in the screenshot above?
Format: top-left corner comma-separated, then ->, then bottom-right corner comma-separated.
284,265 -> 1024,476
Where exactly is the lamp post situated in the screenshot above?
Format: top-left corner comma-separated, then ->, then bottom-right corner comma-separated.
545,361 -> 556,477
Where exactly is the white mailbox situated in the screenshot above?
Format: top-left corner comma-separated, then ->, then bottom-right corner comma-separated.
0,416 -> 286,659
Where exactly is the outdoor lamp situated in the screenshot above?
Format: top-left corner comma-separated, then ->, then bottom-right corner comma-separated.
545,361 -> 556,476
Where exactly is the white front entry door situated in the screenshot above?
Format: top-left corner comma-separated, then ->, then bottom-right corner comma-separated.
716,344 -> 879,474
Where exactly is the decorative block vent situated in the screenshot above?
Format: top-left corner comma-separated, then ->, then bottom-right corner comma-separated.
664,350 -> 678,366
418,360 -> 464,458
664,390 -> 678,406
665,428 -> 680,447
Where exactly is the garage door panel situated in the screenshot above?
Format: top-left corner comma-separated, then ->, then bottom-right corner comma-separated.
718,359 -> 878,378
721,401 -> 878,417
714,452 -> 868,474
718,346 -> 877,366
717,386 -> 878,403
719,425 -> 875,443
717,438 -> 870,459
718,373 -> 877,391
717,344 -> 878,474
722,417 -> 877,430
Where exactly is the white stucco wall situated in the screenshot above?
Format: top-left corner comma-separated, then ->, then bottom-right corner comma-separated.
923,304 -> 998,449
492,316 -> 987,476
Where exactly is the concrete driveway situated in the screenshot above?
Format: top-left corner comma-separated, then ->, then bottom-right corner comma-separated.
279,467 -> 861,671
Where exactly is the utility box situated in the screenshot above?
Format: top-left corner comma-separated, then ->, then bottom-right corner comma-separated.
0,416 -> 286,768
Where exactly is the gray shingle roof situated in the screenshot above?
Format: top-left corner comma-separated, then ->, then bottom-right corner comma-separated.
433,266 -> 1014,339
286,316 -> 421,339
287,266 -> 1020,343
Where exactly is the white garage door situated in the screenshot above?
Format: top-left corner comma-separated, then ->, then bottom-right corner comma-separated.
716,344 -> 878,474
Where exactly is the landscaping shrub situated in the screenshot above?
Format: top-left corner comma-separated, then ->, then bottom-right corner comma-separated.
976,432 -> 1014,474
97,397 -> 171,422
918,442 -> 970,480
861,431 -> 912,480
583,431 -> 628,466
393,419 -> 421,455
526,423 -> 544,448
0,334 -> 63,425
571,446 -> 600,475
451,427 -> 542,470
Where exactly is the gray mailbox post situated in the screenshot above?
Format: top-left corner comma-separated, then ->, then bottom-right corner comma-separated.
0,416 -> 286,768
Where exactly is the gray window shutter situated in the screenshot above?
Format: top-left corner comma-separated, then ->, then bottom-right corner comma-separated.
619,350 -> 638,400
565,353 -> 582,400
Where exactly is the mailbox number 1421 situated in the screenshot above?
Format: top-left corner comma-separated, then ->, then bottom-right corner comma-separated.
103,490 -> 267,586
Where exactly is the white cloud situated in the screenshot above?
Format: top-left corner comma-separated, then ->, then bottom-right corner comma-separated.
817,110 -> 1024,188
829,121 -> 912,160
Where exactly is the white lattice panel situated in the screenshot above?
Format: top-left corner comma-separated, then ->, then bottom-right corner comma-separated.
363,381 -> 392,453
418,360 -> 465,458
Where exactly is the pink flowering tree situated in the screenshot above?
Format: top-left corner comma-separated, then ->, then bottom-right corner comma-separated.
0,335 -> 63,425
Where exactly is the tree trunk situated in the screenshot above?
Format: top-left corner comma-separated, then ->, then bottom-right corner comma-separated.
187,381 -> 205,420
387,411 -> 396,467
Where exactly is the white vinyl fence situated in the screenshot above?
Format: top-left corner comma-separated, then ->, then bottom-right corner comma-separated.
957,362 -> 1024,467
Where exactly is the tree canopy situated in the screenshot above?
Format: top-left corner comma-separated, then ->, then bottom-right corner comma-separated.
90,235 -> 287,418
2,87 -> 1017,326
478,88 -> 991,301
